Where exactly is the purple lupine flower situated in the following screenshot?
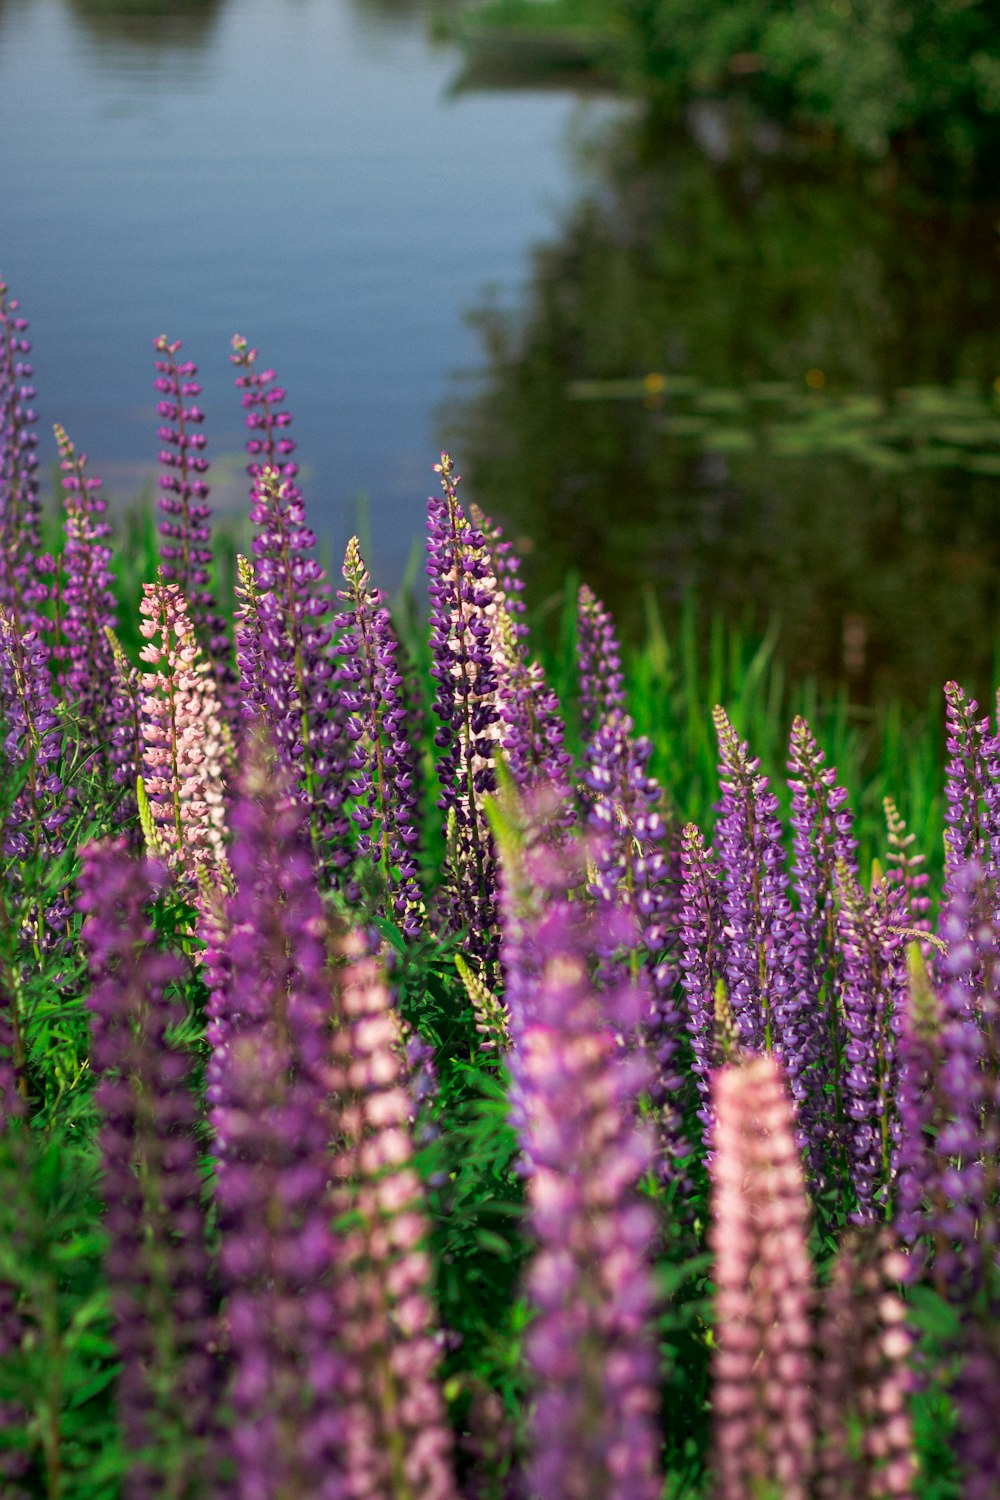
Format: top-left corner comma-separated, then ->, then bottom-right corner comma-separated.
237,468 -> 350,886
206,741 -> 343,1498
497,788 -> 662,1500
328,926 -> 459,1500
576,584 -> 625,746
952,1327 -> 1000,1500
931,859 -> 996,1297
473,507 -> 573,801
0,281 -> 42,626
0,606 -> 72,947
941,682 -> 992,907
894,945 -> 943,1256
152,335 -> 232,691
710,1055 -> 814,1500
105,625 -> 143,813
835,867 -> 907,1223
79,840 -> 219,1499
678,821 -> 724,1127
712,706 -> 794,1056
883,797 -> 931,937
137,582 -> 231,890
786,716 -> 859,1183
815,1228 -> 916,1500
583,708 -> 689,1176
426,454 -> 503,975
335,537 -> 423,935
52,424 -> 119,748
230,334 -> 300,496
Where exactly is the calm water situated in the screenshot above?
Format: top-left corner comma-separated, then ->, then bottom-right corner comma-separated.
0,0 -> 617,578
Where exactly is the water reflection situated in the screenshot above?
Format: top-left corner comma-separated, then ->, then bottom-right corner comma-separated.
450,109 -> 1000,703
64,0 -> 225,53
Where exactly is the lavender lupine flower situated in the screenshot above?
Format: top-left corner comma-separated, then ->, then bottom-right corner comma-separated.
335,537 -> 423,934
230,334 -> 300,495
835,866 -> 907,1223
785,716 -> 859,1182
583,709 -> 688,1176
678,822 -> 724,1125
815,1228 -> 916,1500
238,468 -> 350,884
894,945 -> 944,1255
426,454 -> 503,974
0,281 -> 42,624
0,606 -> 72,948
883,798 -> 931,936
207,743 -> 343,1499
941,682 -> 993,905
328,926 -> 459,1500
497,791 -> 662,1500
712,706 -> 794,1055
106,626 -> 143,810
472,506 -> 572,801
79,840 -> 218,1498
710,1055 -> 814,1500
137,582 -> 230,890
152,336 -> 232,688
576,585 -> 625,746
52,425 -> 119,747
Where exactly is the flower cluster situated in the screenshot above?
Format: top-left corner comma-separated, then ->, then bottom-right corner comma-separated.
207,745 -> 343,1497
237,467 -> 349,881
498,793 -> 662,1500
711,1055 -> 813,1500
0,281 -> 41,624
336,537 -> 423,932
153,337 -> 230,680
80,841 -> 219,1497
328,926 -> 458,1500
230,334 -> 300,494
137,582 -> 230,888
426,454 -> 503,972
52,425 -> 119,748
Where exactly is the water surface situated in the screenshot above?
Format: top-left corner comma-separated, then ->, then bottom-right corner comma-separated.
0,0 -> 616,577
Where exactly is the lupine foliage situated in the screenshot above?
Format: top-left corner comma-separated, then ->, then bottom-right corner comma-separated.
2,285 -> 999,1500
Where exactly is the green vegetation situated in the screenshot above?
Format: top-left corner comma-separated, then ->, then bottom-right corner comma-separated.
445,0 -> 1000,163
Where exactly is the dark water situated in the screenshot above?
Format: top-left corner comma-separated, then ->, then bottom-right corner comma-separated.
449,107 -> 1000,704
0,0 -> 617,577
3,2 -> 1000,703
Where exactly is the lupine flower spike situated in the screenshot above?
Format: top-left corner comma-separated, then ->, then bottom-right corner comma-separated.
230,334 -> 300,496
335,537 -> 423,932
678,821 -> 723,1126
711,1055 -> 813,1500
497,789 -> 663,1500
80,841 -> 218,1498
472,506 -> 572,801
816,1228 -> 916,1500
0,606 -> 72,949
835,864 -> 906,1222
426,454 -> 503,975
786,716 -> 858,1181
237,468 -> 349,884
207,742 -> 343,1498
153,336 -> 233,695
328,926 -> 459,1500
713,706 -> 793,1055
0,282 -> 42,626
137,581 -> 231,892
53,425 -> 119,750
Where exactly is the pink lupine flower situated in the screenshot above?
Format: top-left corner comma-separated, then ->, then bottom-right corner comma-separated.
329,926 -> 459,1500
711,1054 -> 814,1500
137,581 -> 230,888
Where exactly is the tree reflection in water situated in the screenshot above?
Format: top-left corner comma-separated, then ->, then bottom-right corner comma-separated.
448,106 -> 1000,704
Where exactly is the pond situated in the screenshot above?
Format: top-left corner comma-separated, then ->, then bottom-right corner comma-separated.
3,0 -> 1000,704
0,0 -> 618,575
